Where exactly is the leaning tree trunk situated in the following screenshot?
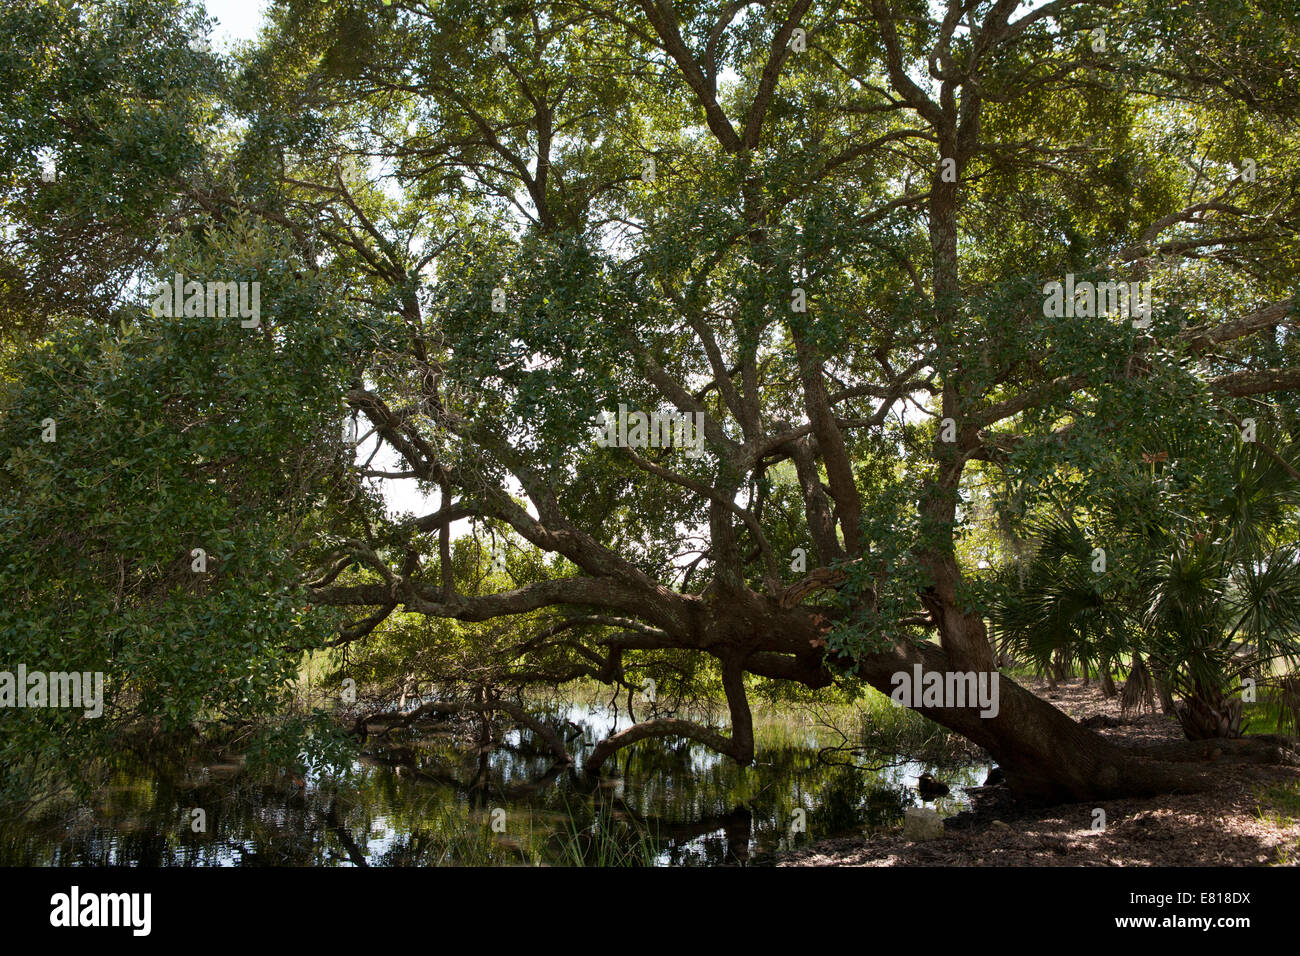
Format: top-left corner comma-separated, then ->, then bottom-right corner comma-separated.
568,569 -> 1293,801
842,631 -> 1212,801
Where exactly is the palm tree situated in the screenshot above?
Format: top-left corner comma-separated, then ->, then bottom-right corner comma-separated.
988,513 -> 1130,692
990,435 -> 1300,740
1143,534 -> 1300,738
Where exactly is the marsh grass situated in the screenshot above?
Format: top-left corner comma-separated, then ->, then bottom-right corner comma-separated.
852,689 -> 986,767
551,799 -> 660,867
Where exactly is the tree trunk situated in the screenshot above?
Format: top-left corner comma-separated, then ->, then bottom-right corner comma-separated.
845,635 -> 1213,801
1099,657 -> 1117,698
569,580 -> 1291,801
1175,682 -> 1245,740
1052,650 -> 1069,683
1151,661 -> 1178,714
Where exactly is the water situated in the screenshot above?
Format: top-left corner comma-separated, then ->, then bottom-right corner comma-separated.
0,697 -> 988,866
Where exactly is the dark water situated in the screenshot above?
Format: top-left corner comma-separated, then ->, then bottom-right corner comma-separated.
0,700 -> 988,866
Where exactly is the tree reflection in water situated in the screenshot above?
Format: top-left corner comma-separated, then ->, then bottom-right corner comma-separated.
0,703 -> 986,866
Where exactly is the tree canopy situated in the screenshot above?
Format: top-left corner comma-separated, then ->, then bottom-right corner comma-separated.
2,0 -> 1299,804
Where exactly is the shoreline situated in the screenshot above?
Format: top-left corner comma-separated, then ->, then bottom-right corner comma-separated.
775,678 -> 1300,866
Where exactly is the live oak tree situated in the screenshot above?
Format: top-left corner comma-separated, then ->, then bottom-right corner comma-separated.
3,0 -> 1299,802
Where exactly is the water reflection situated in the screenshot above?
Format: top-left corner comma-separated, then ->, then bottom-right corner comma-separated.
0,700 -> 987,866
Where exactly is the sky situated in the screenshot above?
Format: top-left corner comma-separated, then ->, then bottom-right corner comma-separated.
202,0 -> 267,46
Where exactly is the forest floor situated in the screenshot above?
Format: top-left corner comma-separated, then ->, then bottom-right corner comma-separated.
777,678 -> 1300,866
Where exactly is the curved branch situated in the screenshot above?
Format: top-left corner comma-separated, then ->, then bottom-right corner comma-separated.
582,718 -> 739,772
311,575 -> 682,624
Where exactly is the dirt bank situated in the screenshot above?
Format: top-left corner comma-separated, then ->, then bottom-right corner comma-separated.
777,678 -> 1300,866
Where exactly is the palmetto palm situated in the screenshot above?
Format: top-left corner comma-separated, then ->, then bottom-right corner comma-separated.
991,437 -> 1300,740
989,513 -> 1131,686
1142,535 -> 1300,738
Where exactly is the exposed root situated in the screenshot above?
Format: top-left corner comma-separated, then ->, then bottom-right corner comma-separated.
1128,734 -> 1300,767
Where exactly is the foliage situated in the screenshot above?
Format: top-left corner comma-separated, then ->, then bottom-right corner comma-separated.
2,0 -> 1300,803
990,430 -> 1300,738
